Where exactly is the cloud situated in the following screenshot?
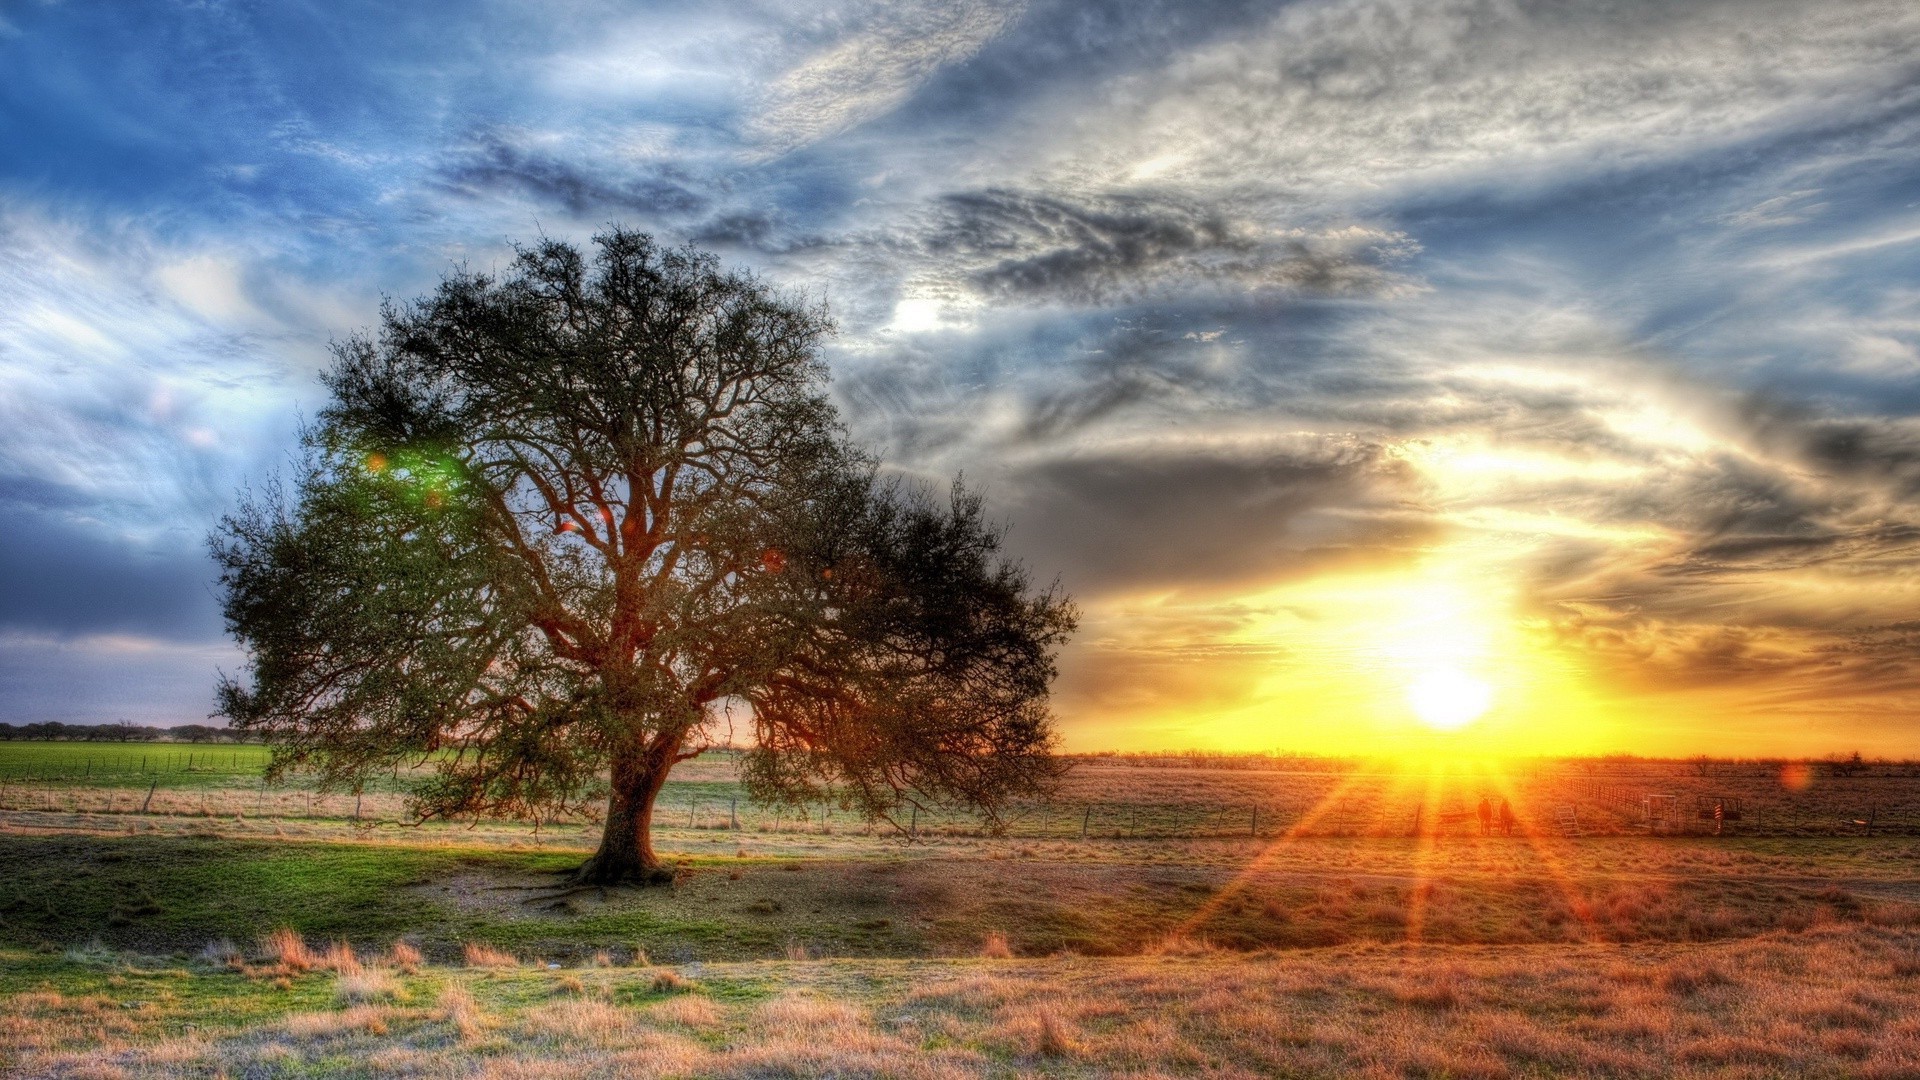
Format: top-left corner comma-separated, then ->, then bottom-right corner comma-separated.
0,631 -> 236,724
1042,0 -> 1920,198
1717,190 -> 1828,230
0,206 -> 319,648
744,0 -> 1027,156
437,134 -> 709,218
0,500 -> 221,641
911,189 -> 1417,305
999,438 -> 1435,596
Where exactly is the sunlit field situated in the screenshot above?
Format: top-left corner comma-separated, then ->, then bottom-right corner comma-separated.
5,748 -> 1920,1077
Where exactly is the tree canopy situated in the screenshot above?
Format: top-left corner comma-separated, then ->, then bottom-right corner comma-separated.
213,229 -> 1075,882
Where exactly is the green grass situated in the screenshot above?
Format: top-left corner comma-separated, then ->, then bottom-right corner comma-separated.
0,742 -> 276,790
0,949 -> 353,1038
0,834 -> 906,963
0,836 -> 462,950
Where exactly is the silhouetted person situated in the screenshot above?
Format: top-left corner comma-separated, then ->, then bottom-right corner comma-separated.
1477,796 -> 1493,836
1498,798 -> 1515,836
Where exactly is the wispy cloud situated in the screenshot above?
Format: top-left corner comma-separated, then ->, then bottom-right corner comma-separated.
744,0 -> 1027,156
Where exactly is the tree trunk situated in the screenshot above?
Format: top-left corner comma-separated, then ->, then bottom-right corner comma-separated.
574,735 -> 679,885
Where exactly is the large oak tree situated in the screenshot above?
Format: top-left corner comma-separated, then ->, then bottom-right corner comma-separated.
213,230 -> 1075,883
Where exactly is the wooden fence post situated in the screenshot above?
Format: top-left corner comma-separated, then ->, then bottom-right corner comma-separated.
1081,805 -> 1091,839
141,781 -> 157,814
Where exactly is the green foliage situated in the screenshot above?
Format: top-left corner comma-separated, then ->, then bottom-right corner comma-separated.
211,229 -> 1076,878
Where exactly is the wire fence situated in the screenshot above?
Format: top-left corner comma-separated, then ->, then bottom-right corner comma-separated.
3,768 -> 1919,839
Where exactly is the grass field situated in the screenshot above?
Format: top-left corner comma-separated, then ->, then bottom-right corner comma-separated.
6,749 -> 1920,1076
6,742 -> 1918,836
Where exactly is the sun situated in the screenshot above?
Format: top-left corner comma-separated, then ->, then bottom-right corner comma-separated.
1406,667 -> 1494,731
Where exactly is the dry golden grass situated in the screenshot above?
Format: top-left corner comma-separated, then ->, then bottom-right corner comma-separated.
320,940 -> 361,975
462,942 -> 520,968
333,967 -> 401,1005
388,940 -> 424,973
260,927 -> 315,972
436,985 -> 489,1042
648,968 -> 694,994
14,923 -> 1920,1077
645,993 -> 724,1029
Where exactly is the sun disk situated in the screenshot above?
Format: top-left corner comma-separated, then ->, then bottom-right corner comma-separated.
1407,668 -> 1494,731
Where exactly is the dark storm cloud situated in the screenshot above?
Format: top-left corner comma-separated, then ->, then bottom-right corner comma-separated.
0,501 -> 219,641
690,212 -> 780,250
438,135 -> 709,218
1000,442 -> 1437,595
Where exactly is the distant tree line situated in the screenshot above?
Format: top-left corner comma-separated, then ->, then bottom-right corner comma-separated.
0,722 -> 253,743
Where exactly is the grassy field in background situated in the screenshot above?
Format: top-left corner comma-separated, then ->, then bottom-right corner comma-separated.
0,741 -> 274,790
7,741 -> 1920,836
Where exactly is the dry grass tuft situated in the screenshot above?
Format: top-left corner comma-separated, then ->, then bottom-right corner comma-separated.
463,942 -> 521,968
783,940 -> 811,961
262,927 -> 315,972
980,931 -> 1013,959
1657,959 -> 1734,995
998,1002 -> 1082,1058
282,1005 -> 390,1039
1392,968 -> 1464,1010
436,985 -> 489,1042
650,968 -> 695,994
589,950 -> 614,968
334,968 -> 401,1005
387,940 -> 424,973
756,993 -> 868,1035
320,940 -> 362,975
522,998 -> 634,1048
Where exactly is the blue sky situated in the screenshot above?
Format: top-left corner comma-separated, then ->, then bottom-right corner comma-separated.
2,0 -> 1919,752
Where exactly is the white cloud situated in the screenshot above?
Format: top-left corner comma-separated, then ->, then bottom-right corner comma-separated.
1031,0 -> 1920,201
744,0 -> 1025,156
0,206 -> 315,524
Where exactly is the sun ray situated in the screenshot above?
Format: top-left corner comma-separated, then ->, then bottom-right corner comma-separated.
1480,764 -> 1607,943
1403,765 -> 1452,947
1168,764 -> 1385,939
